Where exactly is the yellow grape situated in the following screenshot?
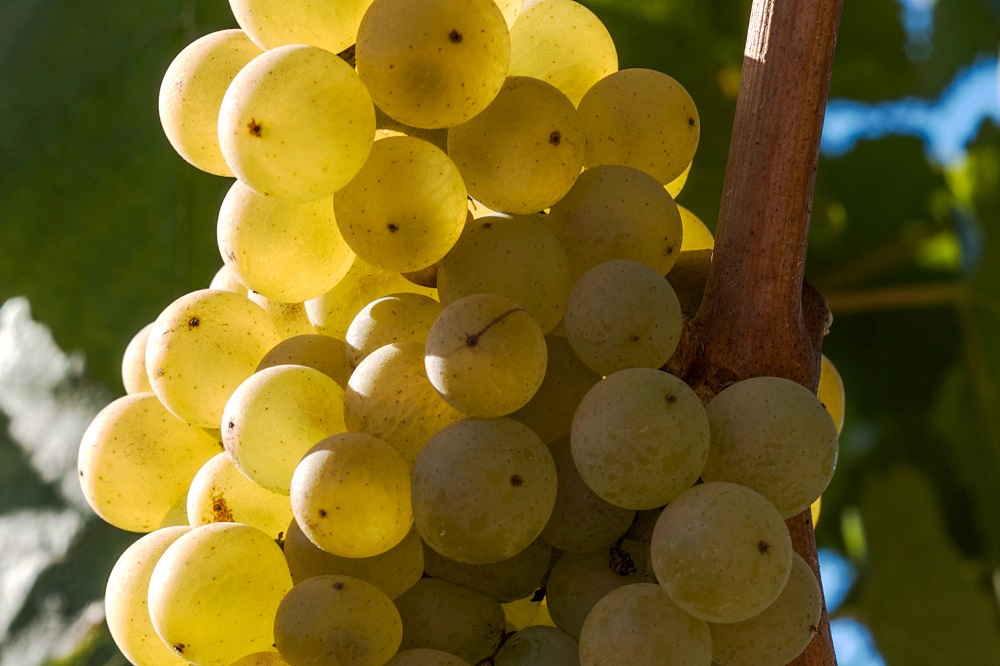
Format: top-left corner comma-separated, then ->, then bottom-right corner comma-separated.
218,45 -> 374,201
158,29 -> 262,176
121,321 -> 154,394
678,203 -> 715,251
386,649 -> 471,666
246,291 -> 315,340
230,652 -> 290,666
256,334 -> 354,390
356,0 -> 510,128
229,0 -> 376,54
217,180 -> 355,303
208,263 -> 248,295
105,526 -> 191,666
345,293 -> 444,369
78,393 -> 219,532
818,353 -> 846,434
145,288 -> 281,428
666,161 -> 691,198
334,136 -> 468,273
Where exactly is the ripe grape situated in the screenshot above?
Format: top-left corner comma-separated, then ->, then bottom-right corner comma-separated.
386,649 -> 470,666
818,353 -> 846,434
256,334 -> 354,389
346,293 -> 444,369
422,537 -> 551,602
218,44 -> 375,201
495,625 -> 579,666
121,322 -> 154,394
229,0 -> 376,55
246,291 -> 316,340
230,651 -> 290,666
678,204 -> 715,251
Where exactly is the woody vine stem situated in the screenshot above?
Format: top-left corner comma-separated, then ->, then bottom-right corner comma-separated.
673,0 -> 844,664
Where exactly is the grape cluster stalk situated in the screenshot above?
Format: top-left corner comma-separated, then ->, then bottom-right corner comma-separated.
80,0 -> 845,665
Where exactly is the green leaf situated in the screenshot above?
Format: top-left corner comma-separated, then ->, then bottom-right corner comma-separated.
856,467 -> 1000,665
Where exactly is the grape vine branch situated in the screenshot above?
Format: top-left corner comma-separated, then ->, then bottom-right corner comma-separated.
672,0 -> 843,664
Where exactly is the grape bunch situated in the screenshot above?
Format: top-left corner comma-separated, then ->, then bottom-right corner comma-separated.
78,0 -> 844,665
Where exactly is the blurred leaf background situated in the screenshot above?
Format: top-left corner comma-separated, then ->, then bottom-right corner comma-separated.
1,0 -> 999,664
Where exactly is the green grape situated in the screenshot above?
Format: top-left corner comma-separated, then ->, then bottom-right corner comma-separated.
291,432 -> 412,558
425,294 -> 547,417
422,537 -> 551,602
412,418 -> 556,564
394,578 -> 505,663
818,354 -> 846,434
148,523 -> 293,665
217,180 -> 354,303
78,393 -> 220,532
545,165 -> 683,280
578,583 -> 712,666
186,452 -> 293,540
345,293 -> 444,369
541,436 -> 635,553
229,651 -> 290,666
495,625 -> 579,666
703,376 -> 840,518
436,216 -> 572,333
284,519 -> 423,599
650,482 -> 792,624
678,204 -> 715,251
447,77 -> 585,214
257,334 -> 354,390
145,288 -> 281,429
544,539 -> 654,639
386,649 -> 470,666
275,575 -> 402,666
375,105 -> 451,153
571,368 -> 709,509
334,136 -> 468,273
710,552 -> 822,666
305,255 -> 437,339
578,69 -> 700,185
122,321 -> 154,394
208,263 -> 248,295
158,29 -> 262,176
344,341 -> 464,464
564,259 -> 683,375
507,0 -> 617,105
510,336 -> 601,444
105,526 -> 191,666
222,364 -> 346,494
229,0 -> 376,54
218,44 -> 374,201
247,291 -> 315,340
356,0 -> 510,129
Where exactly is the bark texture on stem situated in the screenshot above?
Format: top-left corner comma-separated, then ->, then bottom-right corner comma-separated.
685,1 -> 843,664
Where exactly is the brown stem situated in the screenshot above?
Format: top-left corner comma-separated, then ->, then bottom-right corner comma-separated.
683,1 -> 843,664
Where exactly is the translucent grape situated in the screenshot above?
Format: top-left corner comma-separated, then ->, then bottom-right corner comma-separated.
246,291 -> 315,340
510,335 -> 601,444
158,29 -> 262,176
222,364 -> 346,494
186,451 -> 293,539
78,393 -> 220,532
274,575 -> 402,666
386,649 -> 470,666
564,259 -> 683,375
344,342 -> 464,464
703,376 -> 840,518
447,77 -> 585,214
230,651 -> 290,666
345,293 -> 444,369
305,255 -> 437,339
122,321 -> 154,394
571,368 -> 710,509
105,526 -> 191,666
678,204 -> 715,251
545,165 -> 683,280
145,288 -> 281,428
257,334 -> 353,390
507,0 -> 617,105
709,552 -> 822,666
412,418 -> 556,564
356,0 -> 510,128
650,482 -> 792,624
218,44 -> 374,201
578,68 -> 700,185
666,162 -> 691,198
394,578 -> 505,663
148,523 -> 293,665
291,432 -> 412,558
578,583 -> 712,666
496,625 -> 579,666
334,136 -> 468,273
217,180 -> 354,302
541,435 -> 635,553
229,0 -> 376,54
818,354 -> 846,434
284,519 -> 423,599
436,215 -> 572,333
425,294 -> 547,417
208,263 -> 248,295
422,537 -> 551,602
